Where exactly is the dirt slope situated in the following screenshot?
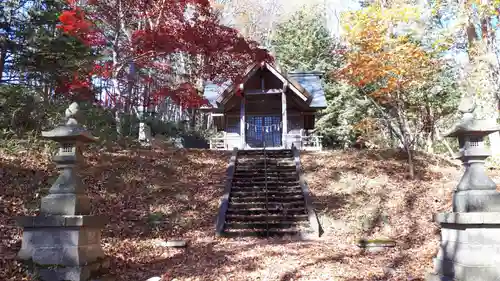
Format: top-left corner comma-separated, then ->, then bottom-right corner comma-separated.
1,147 -> 483,281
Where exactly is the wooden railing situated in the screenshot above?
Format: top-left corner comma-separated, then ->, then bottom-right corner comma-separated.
303,135 -> 323,151
284,134 -> 323,151
209,137 -> 226,150
209,134 -> 323,151
209,134 -> 240,150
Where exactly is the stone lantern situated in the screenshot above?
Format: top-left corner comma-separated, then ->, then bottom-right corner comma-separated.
16,102 -> 110,281
427,115 -> 500,281
447,118 -> 500,212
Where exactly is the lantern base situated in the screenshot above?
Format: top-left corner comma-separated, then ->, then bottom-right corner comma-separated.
16,214 -> 109,281
427,212 -> 500,281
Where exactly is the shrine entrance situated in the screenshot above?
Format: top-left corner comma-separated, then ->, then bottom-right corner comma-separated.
246,116 -> 282,148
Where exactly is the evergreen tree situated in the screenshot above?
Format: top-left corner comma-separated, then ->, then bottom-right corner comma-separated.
0,0 -> 96,138
271,6 -> 365,148
271,7 -> 340,72
1,0 -> 95,98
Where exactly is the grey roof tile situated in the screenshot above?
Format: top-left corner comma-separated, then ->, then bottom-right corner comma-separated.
203,70 -> 327,109
288,72 -> 327,108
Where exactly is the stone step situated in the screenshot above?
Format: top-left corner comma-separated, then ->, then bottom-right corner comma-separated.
235,168 -> 296,173
233,176 -> 297,180
237,159 -> 294,162
228,201 -> 305,209
231,190 -> 303,197
237,160 -> 294,164
225,221 -> 307,229
238,152 -> 293,155
234,173 -> 297,177
226,208 -> 307,215
231,184 -> 301,189
238,151 -> 293,155
236,160 -> 295,164
238,153 -> 293,156
232,177 -> 298,182
226,214 -> 309,222
234,170 -> 297,176
231,188 -> 302,194
230,195 -> 304,203
236,164 -> 295,167
231,182 -> 300,187
220,228 -> 313,238
237,154 -> 293,158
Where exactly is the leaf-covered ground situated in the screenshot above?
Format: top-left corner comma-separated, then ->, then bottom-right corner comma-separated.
1,146 -> 490,280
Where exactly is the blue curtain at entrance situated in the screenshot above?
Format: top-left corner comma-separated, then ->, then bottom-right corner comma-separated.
246,116 -> 281,147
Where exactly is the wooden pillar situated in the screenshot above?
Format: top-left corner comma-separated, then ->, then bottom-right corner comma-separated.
240,96 -> 246,149
282,83 -> 288,148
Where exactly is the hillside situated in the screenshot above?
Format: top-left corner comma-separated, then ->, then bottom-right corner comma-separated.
0,146 -> 484,281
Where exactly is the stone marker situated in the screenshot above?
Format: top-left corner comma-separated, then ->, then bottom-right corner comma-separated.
165,239 -> 187,248
16,102 -> 110,281
427,111 -> 500,281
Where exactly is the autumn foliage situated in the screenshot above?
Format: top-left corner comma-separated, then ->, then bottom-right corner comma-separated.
338,5 -> 437,105
336,4 -> 446,178
56,0 -> 273,108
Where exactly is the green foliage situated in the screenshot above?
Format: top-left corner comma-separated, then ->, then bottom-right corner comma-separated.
0,85 -> 48,137
0,86 -> 110,145
271,7 -> 341,72
271,6 -> 367,148
315,81 -> 371,147
2,0 -> 95,86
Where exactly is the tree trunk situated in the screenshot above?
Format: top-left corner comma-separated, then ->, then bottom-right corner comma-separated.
407,148 -> 415,179
0,46 -> 6,83
425,105 -> 434,153
396,99 -> 415,179
190,108 -> 197,130
426,132 -> 434,154
112,78 -> 122,136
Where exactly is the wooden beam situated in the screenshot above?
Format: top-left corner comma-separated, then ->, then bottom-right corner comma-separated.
240,97 -> 246,149
244,89 -> 282,95
282,81 -> 288,148
265,63 -> 308,102
217,63 -> 260,104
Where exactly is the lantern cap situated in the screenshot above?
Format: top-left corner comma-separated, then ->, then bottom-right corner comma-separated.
41,102 -> 98,143
445,118 -> 500,138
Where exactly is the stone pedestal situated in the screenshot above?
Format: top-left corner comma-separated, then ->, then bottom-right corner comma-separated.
17,216 -> 108,280
16,102 -> 110,281
428,213 -> 500,281
427,117 -> 500,281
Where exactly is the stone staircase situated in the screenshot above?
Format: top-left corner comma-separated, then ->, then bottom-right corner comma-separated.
219,149 -> 315,238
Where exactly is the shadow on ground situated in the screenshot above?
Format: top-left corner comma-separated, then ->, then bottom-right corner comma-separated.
297,148 -> 458,280
2,146 -> 461,280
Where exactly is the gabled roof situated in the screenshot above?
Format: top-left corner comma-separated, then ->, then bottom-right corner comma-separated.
287,72 -> 327,109
202,62 -> 327,109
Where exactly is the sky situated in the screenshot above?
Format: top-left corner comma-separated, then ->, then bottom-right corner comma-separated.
279,0 -> 361,36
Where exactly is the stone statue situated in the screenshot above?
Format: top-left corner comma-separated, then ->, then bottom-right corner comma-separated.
457,95 -> 475,124
65,101 -> 81,125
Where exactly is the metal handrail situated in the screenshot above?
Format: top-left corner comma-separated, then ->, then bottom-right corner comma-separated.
264,143 -> 269,238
